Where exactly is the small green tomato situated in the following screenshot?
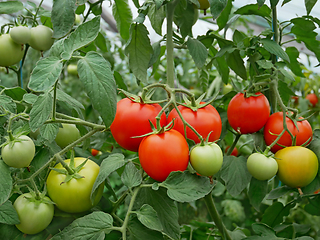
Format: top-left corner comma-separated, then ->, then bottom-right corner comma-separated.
247,153 -> 278,181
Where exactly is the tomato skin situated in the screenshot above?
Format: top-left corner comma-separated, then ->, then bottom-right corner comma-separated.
274,146 -> 318,188
263,112 -> 313,153
28,25 -> 54,51
110,98 -> 167,152
306,93 -> 318,107
1,135 -> 35,168
227,92 -> 270,134
46,157 -> 104,213
138,129 -> 189,182
67,64 -> 78,75
10,26 -> 31,44
167,104 -> 222,144
55,123 -> 81,148
190,143 -> 223,176
0,34 -> 24,67
13,193 -> 54,235
246,153 -> 278,181
91,148 -> 100,156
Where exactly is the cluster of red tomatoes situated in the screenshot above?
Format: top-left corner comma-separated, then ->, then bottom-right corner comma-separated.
111,93 -> 319,189
227,92 -> 318,188
0,25 -> 54,67
110,98 -> 223,182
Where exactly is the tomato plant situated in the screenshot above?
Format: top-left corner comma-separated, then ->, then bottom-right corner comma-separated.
110,98 -> 167,152
190,142 -> 223,176
306,93 -> 318,107
1,135 -> 35,168
13,193 -> 54,235
55,123 -> 81,149
263,112 -> 313,153
28,25 -> 54,51
246,153 -> 278,181
274,146 -> 319,188
138,129 -> 189,182
46,157 -> 104,213
167,103 -> 222,143
9,26 -> 31,44
0,34 -> 24,67
227,92 -> 270,134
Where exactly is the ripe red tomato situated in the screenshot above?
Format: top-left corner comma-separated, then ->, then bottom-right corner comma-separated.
306,93 -> 318,107
263,112 -> 313,153
227,92 -> 270,134
138,129 -> 189,182
275,146 -> 318,188
110,98 -> 166,152
167,103 -> 221,143
91,148 -> 101,156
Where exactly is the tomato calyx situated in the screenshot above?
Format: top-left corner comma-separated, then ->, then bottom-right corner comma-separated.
51,154 -> 87,184
1,132 -> 31,149
118,88 -> 166,105
21,190 -> 55,205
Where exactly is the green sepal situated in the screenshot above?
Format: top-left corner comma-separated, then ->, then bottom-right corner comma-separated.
49,167 -> 68,175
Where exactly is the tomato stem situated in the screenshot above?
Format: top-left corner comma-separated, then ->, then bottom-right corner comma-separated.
203,191 -> 232,240
55,154 -> 75,175
226,133 -> 241,156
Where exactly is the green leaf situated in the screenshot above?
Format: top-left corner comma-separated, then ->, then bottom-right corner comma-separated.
62,16 -> 101,60
256,59 -> 274,69
49,39 -> 65,58
3,87 -> 27,101
278,79 -> 295,106
56,89 -> 85,115
78,51 -> 117,128
39,123 -> 59,142
29,92 -> 53,132
305,0 -> 317,15
112,0 -> 133,40
90,154 -> 126,202
121,161 -> 142,189
304,195 -> 320,216
173,1 -> 196,38
135,187 -> 180,239
282,0 -> 292,6
95,32 -> 108,52
248,178 -> 268,211
160,171 -> 214,202
0,161 -> 13,205
28,57 -> 63,92
252,222 -> 277,237
52,0 -> 77,38
285,47 -> 305,77
0,1 -> 23,14
270,0 -> 280,8
266,186 -> 295,200
128,216 -> 164,240
226,49 -> 247,80
234,4 -> 271,19
216,0 -> 232,30
260,39 -> 290,62
220,156 -> 252,197
0,95 -> 16,113
51,211 -> 113,240
187,37 -> 208,68
209,0 -> 228,19
23,93 -> 38,105
261,201 -> 296,227
125,23 -> 153,83
257,0 -> 266,8
0,201 -> 19,225
148,4 -> 165,36
114,71 -> 127,90
134,204 -> 163,232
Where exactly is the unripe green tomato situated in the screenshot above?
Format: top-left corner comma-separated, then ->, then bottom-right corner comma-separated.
13,193 -> 54,235
55,123 -> 81,148
190,143 -> 223,176
1,135 -> 35,168
198,0 -> 210,10
0,34 -> 24,67
28,25 -> 54,51
75,14 -> 82,25
10,26 -> 31,44
247,153 -> 278,181
67,64 -> 78,75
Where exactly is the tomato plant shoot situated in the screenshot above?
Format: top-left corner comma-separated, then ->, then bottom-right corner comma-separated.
246,153 -> 278,181
138,129 -> 189,182
190,143 -> 223,176
110,98 -> 166,152
227,92 -> 270,134
46,157 -> 104,213
167,104 -> 222,143
274,146 -> 319,188
13,193 -> 54,235
1,135 -> 35,168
